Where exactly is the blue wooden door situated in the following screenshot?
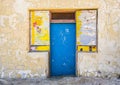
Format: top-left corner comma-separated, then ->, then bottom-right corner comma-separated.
50,23 -> 76,76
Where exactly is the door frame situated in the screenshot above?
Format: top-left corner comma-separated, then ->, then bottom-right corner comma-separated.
48,10 -> 78,77
29,8 -> 98,78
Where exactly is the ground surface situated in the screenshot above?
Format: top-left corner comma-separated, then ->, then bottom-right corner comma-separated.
0,77 -> 120,85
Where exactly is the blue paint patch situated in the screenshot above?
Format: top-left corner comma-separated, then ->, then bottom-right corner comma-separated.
80,34 -> 96,45
80,34 -> 92,45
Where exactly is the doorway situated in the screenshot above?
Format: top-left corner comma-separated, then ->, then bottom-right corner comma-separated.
50,23 -> 76,76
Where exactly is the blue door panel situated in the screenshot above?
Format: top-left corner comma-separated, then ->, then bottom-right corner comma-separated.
50,23 -> 76,76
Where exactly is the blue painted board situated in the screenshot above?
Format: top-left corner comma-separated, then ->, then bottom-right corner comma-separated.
50,23 -> 76,76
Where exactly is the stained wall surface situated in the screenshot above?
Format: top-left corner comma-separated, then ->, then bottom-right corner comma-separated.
0,0 -> 120,78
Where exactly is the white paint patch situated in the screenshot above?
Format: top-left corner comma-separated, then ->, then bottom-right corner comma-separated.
112,18 -> 120,32
65,28 -> 70,33
0,16 -> 7,27
18,70 -> 32,78
28,52 -> 48,59
9,72 -> 14,78
1,67 -> 5,78
0,14 -> 19,29
8,14 -> 18,29
40,69 -> 47,78
15,50 -> 26,61
63,63 -> 66,66
31,60 -> 37,64
13,0 -> 32,18
60,32 -> 64,36
0,34 -> 7,45
52,59 -> 54,62
63,37 -> 66,41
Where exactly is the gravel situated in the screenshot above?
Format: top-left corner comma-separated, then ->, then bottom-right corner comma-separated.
0,77 -> 120,85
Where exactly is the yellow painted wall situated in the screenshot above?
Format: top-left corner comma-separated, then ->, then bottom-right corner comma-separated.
0,0 -> 120,78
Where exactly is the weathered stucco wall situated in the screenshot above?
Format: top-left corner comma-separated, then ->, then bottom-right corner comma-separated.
0,0 -> 120,78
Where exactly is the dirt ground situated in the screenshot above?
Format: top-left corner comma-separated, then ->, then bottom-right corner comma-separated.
0,77 -> 120,85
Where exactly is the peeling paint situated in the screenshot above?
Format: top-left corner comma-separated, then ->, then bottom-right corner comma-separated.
0,0 -> 120,78
18,70 -> 32,78
0,16 -> 8,27
13,0 -> 32,18
0,14 -> 19,29
1,67 -> 5,78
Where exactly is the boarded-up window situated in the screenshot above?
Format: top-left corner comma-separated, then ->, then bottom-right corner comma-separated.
76,10 -> 98,52
29,9 -> 98,52
29,11 -> 50,52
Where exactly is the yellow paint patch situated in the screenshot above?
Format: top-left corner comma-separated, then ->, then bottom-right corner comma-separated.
77,46 -> 97,52
39,29 -> 49,41
36,46 -> 49,51
31,11 -> 35,45
92,46 -> 97,52
76,11 -> 82,45
77,46 -> 89,52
